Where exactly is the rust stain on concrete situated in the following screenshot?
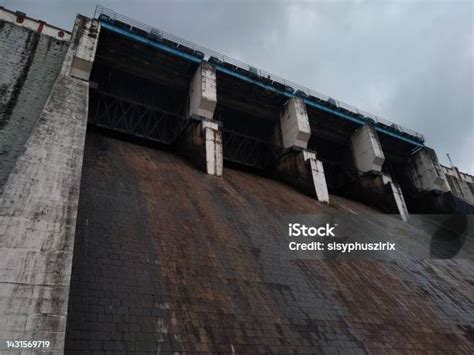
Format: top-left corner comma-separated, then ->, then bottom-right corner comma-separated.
65,132 -> 474,353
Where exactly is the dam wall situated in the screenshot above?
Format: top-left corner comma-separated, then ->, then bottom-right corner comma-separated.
0,15 -> 69,191
64,132 -> 474,353
0,6 -> 472,353
0,9 -> 97,351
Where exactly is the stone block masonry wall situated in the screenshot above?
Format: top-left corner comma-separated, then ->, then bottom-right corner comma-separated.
0,73 -> 89,351
65,133 -> 473,353
0,21 -> 69,192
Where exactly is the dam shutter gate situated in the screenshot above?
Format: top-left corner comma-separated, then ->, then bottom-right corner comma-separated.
221,129 -> 280,170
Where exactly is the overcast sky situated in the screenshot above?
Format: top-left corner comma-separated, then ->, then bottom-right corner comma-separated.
4,0 -> 473,173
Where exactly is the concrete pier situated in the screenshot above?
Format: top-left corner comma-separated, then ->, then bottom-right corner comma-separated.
409,147 -> 450,193
189,62 -> 217,120
273,148 -> 329,202
179,117 -> 223,176
351,124 -> 385,172
274,98 -> 329,203
350,125 -> 408,220
356,172 -> 409,221
280,97 -> 311,149
404,148 -> 471,213
179,63 -> 223,176
303,150 -> 330,203
388,179 -> 409,222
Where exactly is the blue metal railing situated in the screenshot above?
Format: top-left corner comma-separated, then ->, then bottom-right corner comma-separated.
94,5 -> 425,145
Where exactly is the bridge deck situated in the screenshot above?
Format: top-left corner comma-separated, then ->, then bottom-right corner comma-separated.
94,5 -> 425,147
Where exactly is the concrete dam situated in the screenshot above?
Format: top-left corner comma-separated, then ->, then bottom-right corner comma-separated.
0,5 -> 473,353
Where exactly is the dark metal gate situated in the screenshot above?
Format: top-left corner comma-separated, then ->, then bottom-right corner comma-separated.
221,129 -> 280,170
89,89 -> 189,145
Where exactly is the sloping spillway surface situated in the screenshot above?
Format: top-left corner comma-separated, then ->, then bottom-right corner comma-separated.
65,132 -> 474,353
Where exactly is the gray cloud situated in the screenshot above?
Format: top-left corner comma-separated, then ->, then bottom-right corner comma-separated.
5,0 -> 473,172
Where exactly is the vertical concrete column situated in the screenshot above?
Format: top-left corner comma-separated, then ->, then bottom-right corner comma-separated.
184,118 -> 223,176
205,121 -> 223,176
409,147 -> 450,193
381,174 -> 409,222
351,124 -> 384,173
351,125 -> 408,221
272,148 -> 329,203
357,172 -> 409,222
273,98 -> 329,203
179,62 -> 222,176
303,150 -> 330,203
61,15 -> 100,81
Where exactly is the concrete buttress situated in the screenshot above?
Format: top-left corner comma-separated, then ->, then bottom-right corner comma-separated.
409,147 -> 450,193
179,62 -> 223,176
274,98 -> 329,203
351,124 -> 385,173
0,13 -> 99,352
350,125 -> 409,221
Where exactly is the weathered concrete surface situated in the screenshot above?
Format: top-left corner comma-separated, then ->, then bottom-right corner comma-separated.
443,165 -> 474,204
387,179 -> 409,222
351,124 -> 385,173
0,74 -> 89,351
0,20 -> 69,192
66,133 -> 473,353
0,7 -> 71,41
346,123 -> 409,220
68,15 -> 100,81
409,147 -> 450,193
279,98 -> 311,149
181,62 -> 222,176
189,62 -> 217,120
303,150 -> 329,204
349,172 -> 409,221
276,99 -> 328,202
178,118 -> 223,176
273,148 -> 329,203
